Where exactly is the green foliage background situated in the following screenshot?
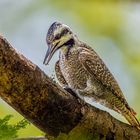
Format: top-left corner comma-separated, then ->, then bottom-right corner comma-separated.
0,0 -> 140,138
0,115 -> 29,139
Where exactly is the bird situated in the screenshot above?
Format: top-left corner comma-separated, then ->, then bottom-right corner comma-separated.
43,22 -> 140,129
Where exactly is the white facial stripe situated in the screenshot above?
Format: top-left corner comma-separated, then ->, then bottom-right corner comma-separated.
62,24 -> 70,29
57,33 -> 72,47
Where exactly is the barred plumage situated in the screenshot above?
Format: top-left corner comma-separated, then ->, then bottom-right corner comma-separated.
44,22 -> 140,129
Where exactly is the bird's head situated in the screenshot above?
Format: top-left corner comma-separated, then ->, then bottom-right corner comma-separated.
43,22 -> 75,65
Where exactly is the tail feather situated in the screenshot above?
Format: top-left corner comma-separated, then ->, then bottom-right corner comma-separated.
123,110 -> 140,130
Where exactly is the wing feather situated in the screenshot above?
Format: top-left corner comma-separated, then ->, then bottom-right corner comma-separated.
78,46 -> 135,114
55,60 -> 67,86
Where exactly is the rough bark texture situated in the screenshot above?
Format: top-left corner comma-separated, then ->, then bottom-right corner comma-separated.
0,35 -> 140,140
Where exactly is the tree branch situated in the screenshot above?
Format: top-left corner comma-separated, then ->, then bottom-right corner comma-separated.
0,35 -> 140,140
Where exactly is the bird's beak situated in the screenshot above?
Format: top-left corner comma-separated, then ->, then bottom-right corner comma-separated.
43,46 -> 52,65
43,42 -> 60,65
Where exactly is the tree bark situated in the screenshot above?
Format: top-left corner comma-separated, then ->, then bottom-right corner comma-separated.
0,35 -> 140,140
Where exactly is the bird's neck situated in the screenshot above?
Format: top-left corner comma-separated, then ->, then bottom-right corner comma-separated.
60,38 -> 76,58
60,44 -> 74,59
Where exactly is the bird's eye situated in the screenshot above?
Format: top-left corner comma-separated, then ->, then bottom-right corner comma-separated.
60,29 -> 69,37
54,34 -> 61,40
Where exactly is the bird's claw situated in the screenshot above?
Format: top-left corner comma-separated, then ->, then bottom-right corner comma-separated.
63,85 -> 78,98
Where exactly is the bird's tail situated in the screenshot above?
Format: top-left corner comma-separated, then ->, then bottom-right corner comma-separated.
122,109 -> 140,130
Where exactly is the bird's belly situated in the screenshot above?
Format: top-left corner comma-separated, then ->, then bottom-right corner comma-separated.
60,60 -> 89,90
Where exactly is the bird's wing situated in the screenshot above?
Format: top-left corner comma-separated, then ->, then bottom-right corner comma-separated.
55,61 -> 78,98
78,46 -> 134,113
55,60 -> 68,86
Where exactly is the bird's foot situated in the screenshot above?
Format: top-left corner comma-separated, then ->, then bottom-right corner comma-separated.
63,85 -> 78,99
75,89 -> 88,106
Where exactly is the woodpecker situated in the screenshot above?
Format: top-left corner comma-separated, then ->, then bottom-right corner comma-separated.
43,22 -> 140,129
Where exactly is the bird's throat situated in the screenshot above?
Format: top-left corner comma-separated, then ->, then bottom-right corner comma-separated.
60,39 -> 75,59
60,45 -> 71,59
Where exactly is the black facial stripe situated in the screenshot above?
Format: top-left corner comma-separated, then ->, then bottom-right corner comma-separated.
54,34 -> 61,40
63,38 -> 74,46
57,38 -> 74,53
63,39 -> 74,59
54,28 -> 70,41
60,28 -> 69,37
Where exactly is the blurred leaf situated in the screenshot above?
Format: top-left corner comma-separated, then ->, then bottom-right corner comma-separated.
0,115 -> 29,140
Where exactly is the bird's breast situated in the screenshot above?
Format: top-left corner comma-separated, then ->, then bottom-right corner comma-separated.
59,52 -> 89,90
